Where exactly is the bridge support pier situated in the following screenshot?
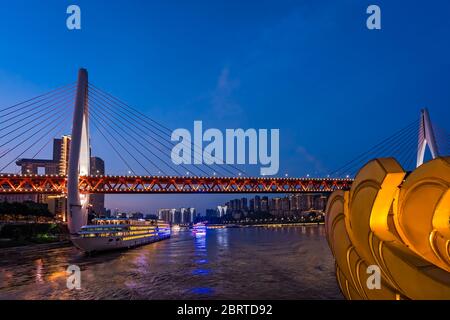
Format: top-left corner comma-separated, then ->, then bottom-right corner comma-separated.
67,68 -> 90,234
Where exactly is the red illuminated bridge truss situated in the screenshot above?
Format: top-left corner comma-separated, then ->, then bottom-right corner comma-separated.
0,174 -> 353,194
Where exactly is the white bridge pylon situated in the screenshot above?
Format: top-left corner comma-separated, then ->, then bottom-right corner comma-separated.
67,68 -> 90,234
417,108 -> 439,167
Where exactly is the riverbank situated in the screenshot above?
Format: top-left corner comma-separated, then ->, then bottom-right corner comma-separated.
0,222 -> 69,248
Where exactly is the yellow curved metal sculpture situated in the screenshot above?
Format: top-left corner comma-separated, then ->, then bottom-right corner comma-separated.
325,157 -> 450,300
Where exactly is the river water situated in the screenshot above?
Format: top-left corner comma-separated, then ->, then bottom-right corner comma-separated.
0,225 -> 342,299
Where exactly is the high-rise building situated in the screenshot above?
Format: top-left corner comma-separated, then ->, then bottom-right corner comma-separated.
222,193 -> 329,218
181,207 -> 193,224
158,209 -> 172,222
189,208 -> 196,223
89,157 -> 106,216
261,196 -> 269,212
254,196 -> 261,212
206,209 -> 217,219
14,135 -> 72,221
54,135 -> 71,175
159,207 -> 197,224
14,135 -> 107,222
269,197 -> 282,215
241,198 -> 248,211
172,209 -> 180,224
314,195 -> 328,211
217,205 -> 227,217
249,198 -> 255,211
289,194 -> 300,211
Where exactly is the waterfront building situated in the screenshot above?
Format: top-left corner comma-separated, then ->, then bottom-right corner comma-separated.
249,198 -> 255,211
222,193 -> 330,218
217,205 -> 227,217
158,209 -> 172,222
14,136 -> 72,221
206,209 -> 217,219
189,208 -> 196,223
269,197 -> 282,215
158,207 -> 197,224
181,207 -> 193,224
240,198 -> 248,211
131,212 -> 144,219
261,196 -> 269,212
11,135 -> 105,222
314,195 -> 328,211
281,197 -> 290,214
254,196 -> 261,211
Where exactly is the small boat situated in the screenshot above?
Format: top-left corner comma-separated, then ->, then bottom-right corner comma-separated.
192,222 -> 207,236
71,218 -> 170,253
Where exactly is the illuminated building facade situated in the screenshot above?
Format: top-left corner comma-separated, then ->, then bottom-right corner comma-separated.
89,157 -> 106,216
11,135 -> 105,222
158,207 -> 197,224
225,193 -> 329,217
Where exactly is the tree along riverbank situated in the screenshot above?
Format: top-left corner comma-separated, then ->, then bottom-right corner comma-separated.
0,222 -> 69,248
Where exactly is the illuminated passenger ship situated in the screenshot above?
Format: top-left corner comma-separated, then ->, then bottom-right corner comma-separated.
72,218 -> 171,253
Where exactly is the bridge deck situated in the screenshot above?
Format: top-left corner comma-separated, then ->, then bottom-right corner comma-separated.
0,174 -> 353,194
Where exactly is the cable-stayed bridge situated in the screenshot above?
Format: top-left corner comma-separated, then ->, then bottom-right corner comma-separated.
0,69 -> 447,232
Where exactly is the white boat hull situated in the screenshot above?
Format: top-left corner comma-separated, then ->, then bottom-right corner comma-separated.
71,234 -> 170,253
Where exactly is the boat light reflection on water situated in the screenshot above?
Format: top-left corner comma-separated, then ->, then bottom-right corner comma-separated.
192,223 -> 207,237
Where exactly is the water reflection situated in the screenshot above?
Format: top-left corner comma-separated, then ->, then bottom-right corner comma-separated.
34,259 -> 44,284
216,228 -> 228,248
0,225 -> 342,300
190,231 -> 213,297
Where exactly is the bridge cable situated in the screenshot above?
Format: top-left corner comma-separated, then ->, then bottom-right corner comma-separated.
0,106 -> 70,161
14,113 -> 73,174
89,118 -> 137,175
89,99 -> 179,176
0,86 -> 76,127
396,127 -> 420,171
433,123 -> 450,155
349,121 -> 418,176
88,84 -> 246,177
88,85 -> 240,177
0,99 -> 71,149
90,83 -> 247,176
329,119 -> 419,177
89,93 -> 211,177
88,109 -> 158,175
332,119 -> 418,177
0,83 -> 76,120
0,110 -> 72,172
331,124 -> 414,177
0,93 -> 75,139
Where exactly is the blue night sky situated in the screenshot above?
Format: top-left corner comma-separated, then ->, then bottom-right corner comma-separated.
0,0 -> 449,214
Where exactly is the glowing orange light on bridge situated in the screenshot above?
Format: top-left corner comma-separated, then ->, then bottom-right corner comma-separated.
0,174 -> 353,194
